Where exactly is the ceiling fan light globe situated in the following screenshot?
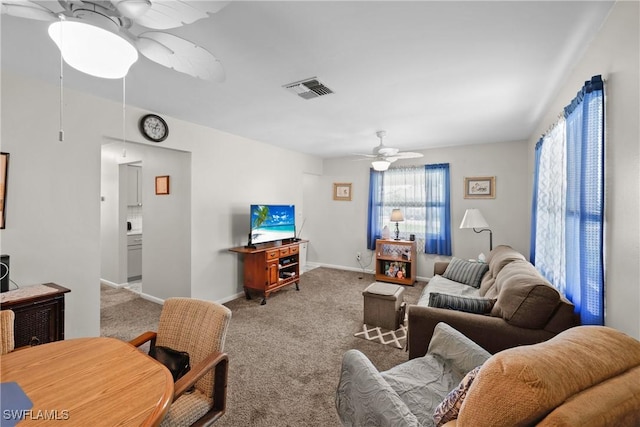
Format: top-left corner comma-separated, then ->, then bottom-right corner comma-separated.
48,20 -> 138,79
372,160 -> 390,171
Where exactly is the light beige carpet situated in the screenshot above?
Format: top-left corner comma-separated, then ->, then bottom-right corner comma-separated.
101,267 -> 427,427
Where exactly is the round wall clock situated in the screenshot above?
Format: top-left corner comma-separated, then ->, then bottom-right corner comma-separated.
139,114 -> 169,142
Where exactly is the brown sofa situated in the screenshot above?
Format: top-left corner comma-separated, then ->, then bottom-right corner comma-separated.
444,325 -> 640,426
408,245 -> 579,357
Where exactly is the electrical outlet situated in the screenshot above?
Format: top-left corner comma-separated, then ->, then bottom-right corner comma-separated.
356,252 -> 361,261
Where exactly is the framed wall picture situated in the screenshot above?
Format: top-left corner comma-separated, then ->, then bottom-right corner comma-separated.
333,183 -> 352,201
0,152 -> 8,229
155,175 -> 170,195
464,176 -> 496,199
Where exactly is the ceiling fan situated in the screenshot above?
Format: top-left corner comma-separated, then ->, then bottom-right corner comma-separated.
1,0 -> 230,80
356,130 -> 424,171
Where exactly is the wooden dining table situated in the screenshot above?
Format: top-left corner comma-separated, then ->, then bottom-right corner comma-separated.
0,337 -> 174,426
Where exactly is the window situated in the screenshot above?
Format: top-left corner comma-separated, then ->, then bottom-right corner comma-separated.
367,164 -> 451,255
531,75 -> 604,325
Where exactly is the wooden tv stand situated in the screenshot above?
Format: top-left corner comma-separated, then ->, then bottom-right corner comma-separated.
229,240 -> 307,305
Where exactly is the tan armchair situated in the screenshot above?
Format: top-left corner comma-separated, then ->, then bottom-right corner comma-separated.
130,298 -> 232,427
1,309 -> 15,355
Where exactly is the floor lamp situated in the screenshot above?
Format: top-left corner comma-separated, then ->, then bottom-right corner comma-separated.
460,208 -> 493,251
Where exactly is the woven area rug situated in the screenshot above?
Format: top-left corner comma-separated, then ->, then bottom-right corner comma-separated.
354,322 -> 407,349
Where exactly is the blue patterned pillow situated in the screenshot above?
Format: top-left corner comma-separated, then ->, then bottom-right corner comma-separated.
433,366 -> 482,426
442,257 -> 489,288
428,292 -> 496,314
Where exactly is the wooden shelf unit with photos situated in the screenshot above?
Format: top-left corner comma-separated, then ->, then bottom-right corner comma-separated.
375,239 -> 417,286
229,240 -> 308,305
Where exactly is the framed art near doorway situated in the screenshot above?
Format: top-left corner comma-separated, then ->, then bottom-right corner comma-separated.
155,175 -> 170,195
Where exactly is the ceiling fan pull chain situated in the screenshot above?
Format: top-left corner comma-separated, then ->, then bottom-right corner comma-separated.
122,76 -> 127,158
58,14 -> 64,142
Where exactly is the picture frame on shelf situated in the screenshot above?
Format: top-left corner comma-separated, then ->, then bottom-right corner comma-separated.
464,176 -> 496,199
384,261 -> 407,280
333,182 -> 352,201
155,175 -> 170,195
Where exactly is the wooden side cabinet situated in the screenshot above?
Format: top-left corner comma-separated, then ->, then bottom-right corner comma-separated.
375,239 -> 417,286
0,283 -> 70,347
230,241 -> 306,305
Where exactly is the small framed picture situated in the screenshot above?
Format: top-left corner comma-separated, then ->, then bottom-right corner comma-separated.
464,176 -> 495,199
333,183 -> 352,201
155,175 -> 170,195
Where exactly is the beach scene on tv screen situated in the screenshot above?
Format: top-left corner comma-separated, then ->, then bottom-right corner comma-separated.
251,205 -> 295,244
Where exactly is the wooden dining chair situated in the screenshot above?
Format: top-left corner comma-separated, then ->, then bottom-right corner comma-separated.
1,309 -> 15,355
130,298 -> 232,427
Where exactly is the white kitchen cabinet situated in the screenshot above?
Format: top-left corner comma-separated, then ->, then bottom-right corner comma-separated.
127,165 -> 142,206
127,233 -> 142,281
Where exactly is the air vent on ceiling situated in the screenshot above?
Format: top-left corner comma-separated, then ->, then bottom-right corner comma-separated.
283,77 -> 334,100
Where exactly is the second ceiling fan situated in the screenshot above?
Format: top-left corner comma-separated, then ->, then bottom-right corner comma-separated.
357,130 -> 424,171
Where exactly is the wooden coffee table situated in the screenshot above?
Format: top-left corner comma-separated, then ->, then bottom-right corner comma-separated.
0,337 -> 173,426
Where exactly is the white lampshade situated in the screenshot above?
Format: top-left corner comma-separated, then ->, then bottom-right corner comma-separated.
372,160 -> 390,171
459,208 -> 489,229
390,208 -> 404,222
48,19 -> 138,79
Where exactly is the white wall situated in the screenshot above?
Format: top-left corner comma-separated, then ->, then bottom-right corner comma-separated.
1,76 -> 102,339
1,72 -> 322,338
157,122 -> 322,302
314,140 -> 530,279
526,1 -> 640,338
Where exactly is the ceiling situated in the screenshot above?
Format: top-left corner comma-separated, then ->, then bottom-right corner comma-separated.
1,1 -> 614,158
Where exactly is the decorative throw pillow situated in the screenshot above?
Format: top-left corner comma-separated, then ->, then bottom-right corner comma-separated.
433,366 -> 482,426
149,345 -> 191,382
428,292 -> 496,314
442,257 -> 489,288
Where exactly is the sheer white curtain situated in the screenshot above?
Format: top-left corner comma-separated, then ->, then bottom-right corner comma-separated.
534,118 -> 566,294
382,166 -> 426,251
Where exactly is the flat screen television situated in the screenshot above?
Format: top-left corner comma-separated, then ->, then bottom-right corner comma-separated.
249,204 -> 296,246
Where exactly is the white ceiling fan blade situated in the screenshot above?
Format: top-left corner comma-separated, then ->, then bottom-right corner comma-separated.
387,152 -> 424,160
112,0 -> 152,20
351,152 -> 377,158
132,0 -> 231,30
185,1 -> 232,15
136,31 -> 225,81
1,0 -> 57,21
377,146 -> 399,156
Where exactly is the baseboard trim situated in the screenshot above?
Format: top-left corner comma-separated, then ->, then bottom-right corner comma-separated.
306,263 -> 428,283
309,262 -> 374,275
100,279 -> 127,289
217,291 -> 246,305
139,292 -> 164,305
